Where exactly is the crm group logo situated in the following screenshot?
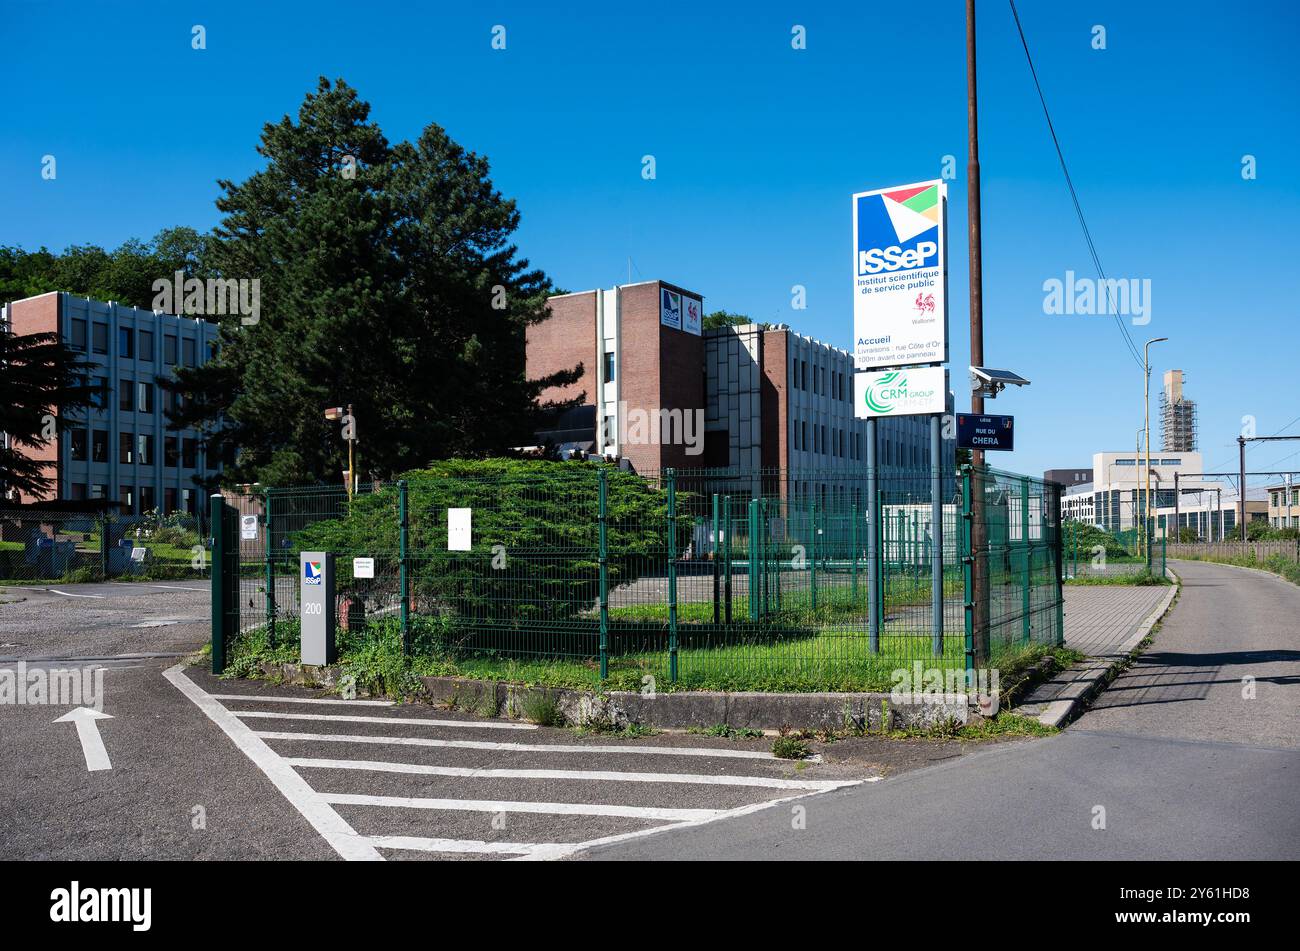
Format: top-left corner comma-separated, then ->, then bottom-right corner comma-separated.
855,182 -> 942,276
864,371 -> 906,414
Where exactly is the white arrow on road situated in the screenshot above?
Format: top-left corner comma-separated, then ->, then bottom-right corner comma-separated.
54,707 -> 114,771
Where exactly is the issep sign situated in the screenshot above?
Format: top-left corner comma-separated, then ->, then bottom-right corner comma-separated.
855,367 -> 947,418
852,180 -> 948,370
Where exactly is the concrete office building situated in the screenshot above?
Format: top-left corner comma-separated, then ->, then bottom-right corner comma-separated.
1267,481 -> 1300,529
527,279 -> 949,490
1043,467 -> 1093,489
1,291 -> 220,516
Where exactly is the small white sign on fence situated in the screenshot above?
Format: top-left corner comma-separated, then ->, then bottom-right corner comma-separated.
448,508 -> 472,551
352,557 -> 375,579
240,514 -> 258,540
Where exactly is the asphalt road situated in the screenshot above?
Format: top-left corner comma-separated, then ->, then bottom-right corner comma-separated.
582,558 -> 1300,859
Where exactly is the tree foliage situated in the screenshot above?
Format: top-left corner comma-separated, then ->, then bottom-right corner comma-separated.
166,78 -> 579,487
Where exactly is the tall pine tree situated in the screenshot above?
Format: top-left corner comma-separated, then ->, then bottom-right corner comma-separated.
168,78 -> 578,487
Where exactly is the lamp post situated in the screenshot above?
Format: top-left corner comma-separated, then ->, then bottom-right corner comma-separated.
1135,427 -> 1145,551
1143,337 -> 1168,569
324,404 -> 357,502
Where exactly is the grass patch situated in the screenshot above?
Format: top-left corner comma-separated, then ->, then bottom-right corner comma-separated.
1176,552 -> 1300,586
686,724 -> 765,739
1065,570 -> 1170,586
520,692 -> 565,727
772,730 -> 812,759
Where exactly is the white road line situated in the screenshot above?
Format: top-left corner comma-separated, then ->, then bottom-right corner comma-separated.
285,757 -> 854,790
49,589 -> 105,599
233,710 -> 537,730
255,730 -> 814,762
366,836 -> 552,856
518,783 -> 875,861
319,793 -> 726,822
210,694 -> 394,707
163,665 -> 383,862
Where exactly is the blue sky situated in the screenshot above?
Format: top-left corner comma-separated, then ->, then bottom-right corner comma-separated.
3,0 -> 1298,484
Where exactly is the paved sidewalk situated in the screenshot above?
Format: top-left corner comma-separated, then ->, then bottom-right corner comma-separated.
1062,585 -> 1172,657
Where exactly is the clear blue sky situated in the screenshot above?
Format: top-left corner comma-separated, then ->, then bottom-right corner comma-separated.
3,0 -> 1298,485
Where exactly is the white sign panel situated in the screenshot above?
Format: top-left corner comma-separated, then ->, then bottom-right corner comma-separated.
852,180 -> 948,370
447,507 -> 472,551
352,557 -> 375,579
681,295 -> 702,336
660,287 -> 682,331
855,367 -> 947,418
240,514 -> 258,540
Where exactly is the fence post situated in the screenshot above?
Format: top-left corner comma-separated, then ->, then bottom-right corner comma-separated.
748,498 -> 759,622
398,479 -> 410,654
1053,485 -> 1065,646
100,512 -> 110,580
723,495 -> 733,624
265,488 -> 276,647
598,469 -> 609,680
1021,476 -> 1032,645
210,494 -> 232,675
810,499 -> 817,612
851,501 -> 859,602
961,466 -> 974,680
666,468 -> 678,684
711,493 -> 720,625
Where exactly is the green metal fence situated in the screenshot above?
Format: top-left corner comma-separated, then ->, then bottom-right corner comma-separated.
0,507 -> 210,583
213,462 -> 1063,691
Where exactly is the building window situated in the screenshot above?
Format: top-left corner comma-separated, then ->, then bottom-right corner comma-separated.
92,429 -> 108,463
93,376 -> 109,410
70,319 -> 88,351
164,335 -> 178,364
69,427 -> 87,461
120,381 -> 134,412
182,437 -> 198,469
603,351 -> 615,384
802,422 -> 808,453
137,434 -> 154,466
119,432 -> 135,464
801,361 -> 808,391
92,323 -> 108,354
164,487 -> 178,513
821,425 -> 827,455
90,484 -> 107,500
119,485 -> 134,514
137,382 -> 154,413
70,483 -> 88,500
139,330 -> 154,362
182,488 -> 194,514
182,337 -> 196,367
164,437 -> 179,468
119,327 -> 134,359
139,485 -> 155,514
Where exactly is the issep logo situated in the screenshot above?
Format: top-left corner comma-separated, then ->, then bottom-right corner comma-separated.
304,560 -> 322,585
856,182 -> 942,276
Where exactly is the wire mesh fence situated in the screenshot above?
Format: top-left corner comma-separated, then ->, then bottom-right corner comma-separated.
0,507 -> 210,583
216,462 -> 1063,691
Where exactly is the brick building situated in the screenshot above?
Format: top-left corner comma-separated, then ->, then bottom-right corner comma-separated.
527,279 -> 949,489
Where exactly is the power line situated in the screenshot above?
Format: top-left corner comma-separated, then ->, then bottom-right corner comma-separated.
1008,0 -> 1145,372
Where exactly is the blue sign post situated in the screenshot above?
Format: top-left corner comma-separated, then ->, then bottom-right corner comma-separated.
956,413 -> 1015,452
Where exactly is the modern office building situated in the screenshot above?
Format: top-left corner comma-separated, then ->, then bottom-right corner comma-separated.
1266,481 -> 1300,529
1043,467 -> 1093,489
1,291 -> 220,516
526,279 -> 951,491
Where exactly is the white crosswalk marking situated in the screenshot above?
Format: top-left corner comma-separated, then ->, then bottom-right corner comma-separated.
285,757 -> 854,790
255,730 -> 811,761
168,666 -> 870,861
318,793 -> 727,822
233,710 -> 537,730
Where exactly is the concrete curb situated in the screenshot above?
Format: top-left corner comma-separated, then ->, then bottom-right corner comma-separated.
1021,572 -> 1180,730
250,662 -> 981,732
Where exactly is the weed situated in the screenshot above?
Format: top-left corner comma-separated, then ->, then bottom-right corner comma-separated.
520,692 -> 565,727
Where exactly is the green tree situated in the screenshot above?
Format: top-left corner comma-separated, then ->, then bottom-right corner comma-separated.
703,309 -> 769,331
0,328 -> 104,497
167,78 -> 579,487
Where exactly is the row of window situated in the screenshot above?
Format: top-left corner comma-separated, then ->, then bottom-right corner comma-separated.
792,357 -> 850,403
1113,458 -> 1183,467
67,483 -> 199,516
792,419 -> 928,466
69,320 -> 199,366
85,378 -> 187,415
1270,490 -> 1299,507
68,429 -> 201,469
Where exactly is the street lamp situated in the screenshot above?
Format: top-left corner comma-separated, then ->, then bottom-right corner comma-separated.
324,404 -> 357,502
1143,337 -> 1168,569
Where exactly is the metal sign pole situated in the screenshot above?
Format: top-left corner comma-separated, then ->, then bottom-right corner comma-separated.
867,416 -> 880,653
931,413 -> 943,656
